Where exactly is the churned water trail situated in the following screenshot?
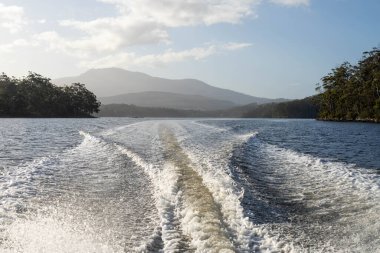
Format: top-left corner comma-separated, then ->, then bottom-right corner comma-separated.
115,122 -> 286,252
0,118 -> 379,252
159,126 -> 234,252
0,126 -> 160,252
231,133 -> 380,252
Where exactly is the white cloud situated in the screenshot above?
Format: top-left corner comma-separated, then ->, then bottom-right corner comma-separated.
270,0 -> 310,7
36,30 -> 123,57
57,17 -> 169,52
134,46 -> 217,65
223,42 -> 253,51
29,0 -> 301,70
0,39 -> 35,53
33,0 -> 307,62
98,0 -> 257,26
36,0 -> 258,55
80,42 -> 251,69
0,3 -> 27,33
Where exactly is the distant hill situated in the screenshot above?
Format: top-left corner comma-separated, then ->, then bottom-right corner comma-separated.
97,104 -> 213,118
99,91 -> 237,111
242,96 -> 319,118
98,97 -> 318,119
54,68 -> 287,106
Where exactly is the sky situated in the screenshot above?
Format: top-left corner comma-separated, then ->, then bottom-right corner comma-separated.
0,0 -> 379,99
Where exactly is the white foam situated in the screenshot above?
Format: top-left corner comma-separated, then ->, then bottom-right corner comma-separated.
259,143 -> 380,251
117,145 -> 186,252
1,131 -> 160,253
75,132 -> 163,252
118,121 -> 290,252
166,121 -> 294,252
100,121 -> 152,136
180,143 -> 286,252
263,143 -> 380,199
8,119 -> 376,252
0,210 -> 124,253
190,121 -> 227,132
0,156 -> 58,223
238,131 -> 259,141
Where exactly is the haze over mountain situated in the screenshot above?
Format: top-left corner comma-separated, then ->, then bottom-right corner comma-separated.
99,91 -> 237,111
54,68 -> 286,109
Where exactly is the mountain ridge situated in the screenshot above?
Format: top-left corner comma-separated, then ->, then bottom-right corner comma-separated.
54,68 -> 288,106
99,91 -> 237,111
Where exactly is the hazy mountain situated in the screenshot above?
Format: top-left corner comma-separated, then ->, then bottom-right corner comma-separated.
97,104 -> 213,118
100,91 -> 237,111
54,68 -> 286,105
98,96 -> 318,118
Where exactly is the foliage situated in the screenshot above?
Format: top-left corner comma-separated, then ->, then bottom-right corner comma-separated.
0,72 -> 100,117
316,47 -> 380,122
98,99 -> 319,119
97,104 -> 212,117
242,97 -> 319,118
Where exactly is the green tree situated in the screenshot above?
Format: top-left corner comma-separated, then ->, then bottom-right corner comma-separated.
316,47 -> 380,122
0,72 -> 100,117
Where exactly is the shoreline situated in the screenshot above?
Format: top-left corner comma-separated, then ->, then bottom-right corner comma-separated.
316,118 -> 379,123
0,115 -> 97,119
0,116 -> 378,123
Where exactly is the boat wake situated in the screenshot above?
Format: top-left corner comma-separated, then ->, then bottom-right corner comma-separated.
0,119 -> 378,252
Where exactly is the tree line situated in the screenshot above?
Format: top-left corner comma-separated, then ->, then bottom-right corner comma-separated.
97,104 -> 212,117
3,48 -> 378,120
241,97 -> 318,118
98,98 -> 319,118
0,72 -> 100,117
95,47 -> 380,121
316,47 -> 380,122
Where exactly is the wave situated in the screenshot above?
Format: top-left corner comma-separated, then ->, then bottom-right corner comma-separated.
172,126 -> 290,252
100,121 -> 153,136
232,138 -> 380,252
103,121 -> 288,252
0,155 -> 61,224
4,119 -> 376,252
190,121 -> 228,132
1,209 -> 125,253
74,132 -> 163,252
1,130 -> 160,253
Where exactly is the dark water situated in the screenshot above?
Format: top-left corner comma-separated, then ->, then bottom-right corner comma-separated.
0,118 -> 379,252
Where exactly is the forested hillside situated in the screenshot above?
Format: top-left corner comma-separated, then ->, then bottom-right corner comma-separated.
242,97 -> 318,118
97,104 -> 213,117
316,48 -> 380,122
4,48 -> 378,120
54,68 -> 287,105
0,72 -> 100,117
98,98 -> 319,118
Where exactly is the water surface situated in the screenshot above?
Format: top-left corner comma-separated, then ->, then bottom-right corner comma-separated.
0,118 -> 379,252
